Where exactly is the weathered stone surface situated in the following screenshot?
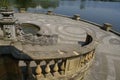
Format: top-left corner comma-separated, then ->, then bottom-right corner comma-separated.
0,13 -> 119,80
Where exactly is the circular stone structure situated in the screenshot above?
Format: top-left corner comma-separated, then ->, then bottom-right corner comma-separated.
0,12 -> 120,80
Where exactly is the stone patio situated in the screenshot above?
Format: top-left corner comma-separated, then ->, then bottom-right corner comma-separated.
0,13 -> 120,80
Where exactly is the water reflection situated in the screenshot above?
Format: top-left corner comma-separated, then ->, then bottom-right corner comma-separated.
38,0 -> 59,9
91,0 -> 120,2
0,0 -> 10,8
13,0 -> 37,11
80,0 -> 86,9
0,0 -> 120,10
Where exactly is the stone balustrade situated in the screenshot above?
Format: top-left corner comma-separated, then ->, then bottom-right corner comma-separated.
18,49 -> 95,80
16,32 -> 95,80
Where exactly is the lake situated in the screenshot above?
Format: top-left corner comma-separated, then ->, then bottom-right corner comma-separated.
1,0 -> 120,32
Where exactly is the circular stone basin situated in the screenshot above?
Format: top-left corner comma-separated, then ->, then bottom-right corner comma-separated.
21,23 -> 40,35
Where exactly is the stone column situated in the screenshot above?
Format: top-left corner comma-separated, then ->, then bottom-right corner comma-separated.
60,59 -> 66,75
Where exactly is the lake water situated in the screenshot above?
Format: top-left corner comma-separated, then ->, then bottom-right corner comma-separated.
2,0 -> 120,32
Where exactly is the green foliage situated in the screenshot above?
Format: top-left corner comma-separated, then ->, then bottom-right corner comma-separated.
13,0 -> 59,9
39,0 -> 59,9
14,0 -> 36,8
0,0 -> 10,8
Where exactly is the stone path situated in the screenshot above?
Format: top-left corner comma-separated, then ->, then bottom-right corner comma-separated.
15,13 -> 120,80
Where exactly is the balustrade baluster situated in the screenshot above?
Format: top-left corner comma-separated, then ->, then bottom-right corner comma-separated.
45,60 -> 52,78
81,56 -> 84,63
88,52 -> 91,60
90,51 -> 94,58
89,52 -> 91,59
35,61 -> 42,77
81,56 -> 85,67
85,54 -> 88,61
53,60 -> 59,76
92,50 -> 95,58
60,59 -> 65,75
53,60 -> 59,72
